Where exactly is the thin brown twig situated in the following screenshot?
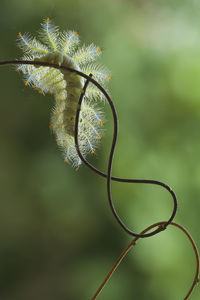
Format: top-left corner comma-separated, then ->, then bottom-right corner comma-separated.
91,221 -> 199,300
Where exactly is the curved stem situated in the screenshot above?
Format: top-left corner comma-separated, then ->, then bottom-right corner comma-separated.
0,59 -> 178,238
91,221 -> 200,300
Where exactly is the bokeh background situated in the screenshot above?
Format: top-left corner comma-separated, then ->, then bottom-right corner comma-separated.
0,0 -> 200,299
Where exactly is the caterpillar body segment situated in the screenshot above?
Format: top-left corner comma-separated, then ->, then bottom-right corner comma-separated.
17,18 -> 110,167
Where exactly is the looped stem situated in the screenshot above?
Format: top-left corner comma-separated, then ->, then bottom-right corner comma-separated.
0,59 -> 178,238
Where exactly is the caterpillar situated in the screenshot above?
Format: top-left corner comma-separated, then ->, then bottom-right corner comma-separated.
17,18 -> 110,167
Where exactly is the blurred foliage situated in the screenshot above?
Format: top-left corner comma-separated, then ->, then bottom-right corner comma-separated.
0,0 -> 200,299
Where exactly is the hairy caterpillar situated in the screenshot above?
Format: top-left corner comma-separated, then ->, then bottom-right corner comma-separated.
17,18 -> 110,167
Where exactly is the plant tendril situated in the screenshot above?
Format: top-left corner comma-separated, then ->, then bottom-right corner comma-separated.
0,60 -> 177,238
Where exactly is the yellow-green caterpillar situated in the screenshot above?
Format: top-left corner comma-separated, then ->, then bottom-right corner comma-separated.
17,18 -> 110,167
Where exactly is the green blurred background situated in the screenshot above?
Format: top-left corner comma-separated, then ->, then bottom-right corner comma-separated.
0,0 -> 200,299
